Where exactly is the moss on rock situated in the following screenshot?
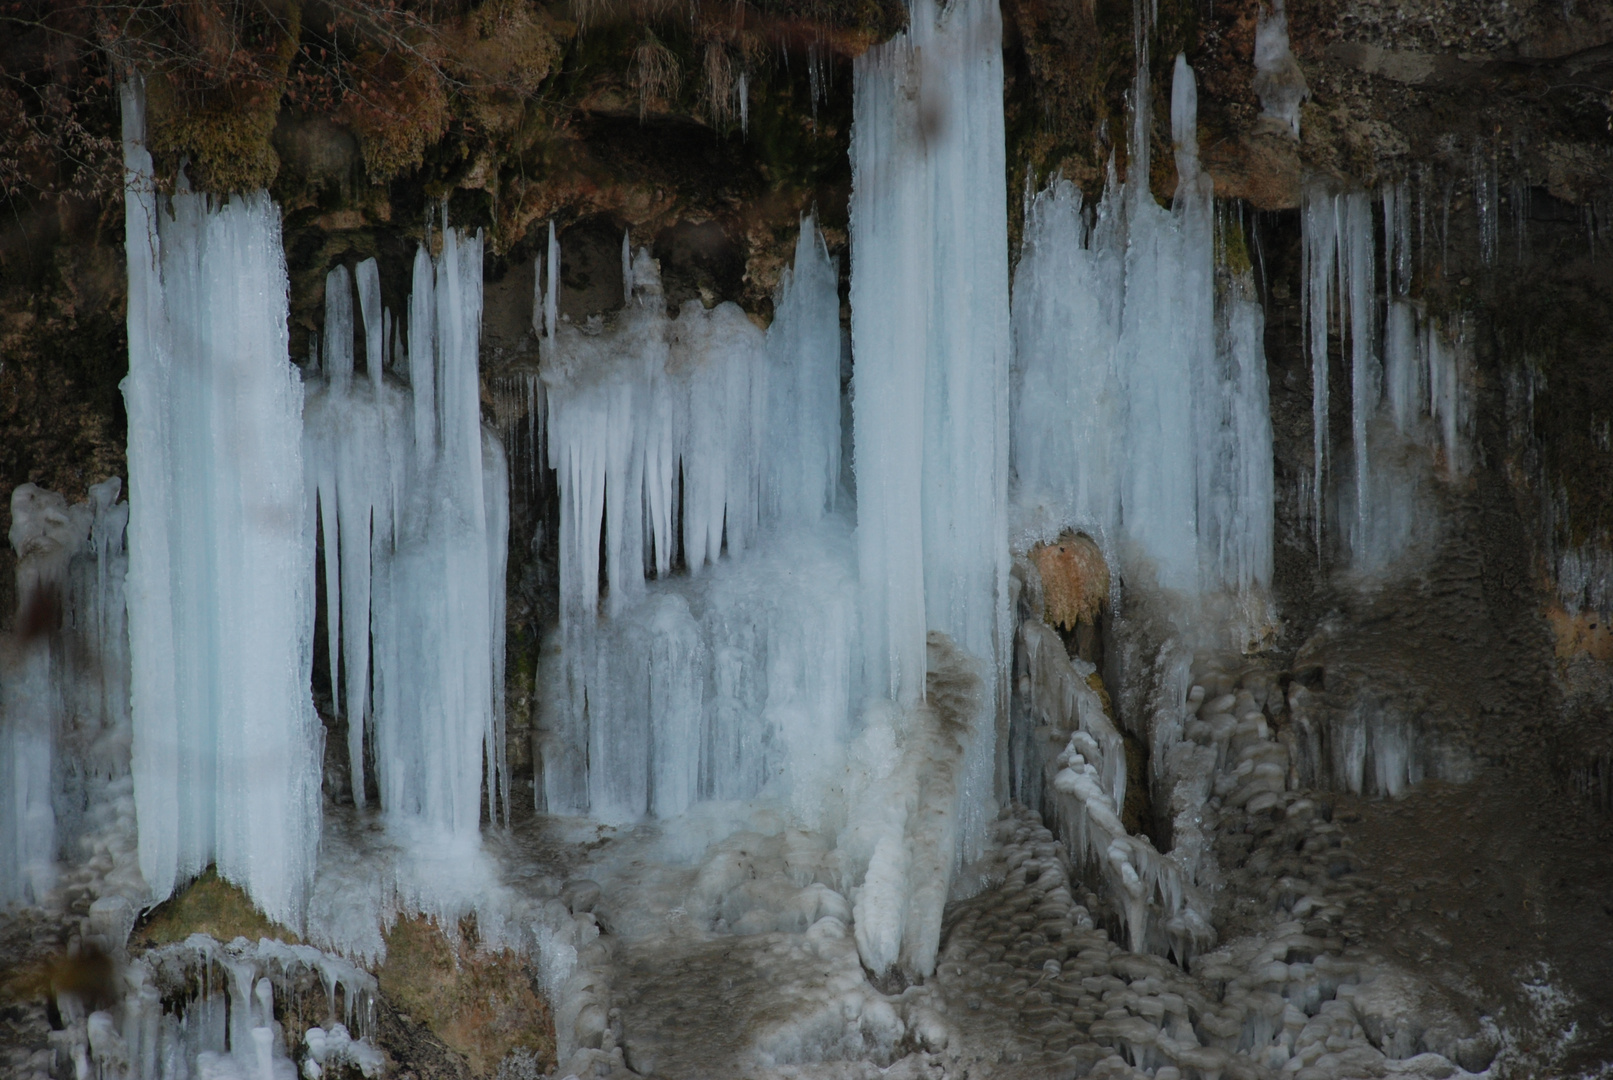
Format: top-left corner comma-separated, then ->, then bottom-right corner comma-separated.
133,867 -> 298,948
378,916 -> 556,1078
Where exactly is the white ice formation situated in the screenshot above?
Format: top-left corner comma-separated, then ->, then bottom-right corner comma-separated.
305,228 -> 511,836
531,0 -> 1015,982
536,218 -> 847,825
1011,54 -> 1274,611
121,82 -> 322,930
51,934 -> 381,1080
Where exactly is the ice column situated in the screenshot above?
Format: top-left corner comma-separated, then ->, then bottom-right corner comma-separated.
121,81 -> 321,928
850,0 -> 1010,839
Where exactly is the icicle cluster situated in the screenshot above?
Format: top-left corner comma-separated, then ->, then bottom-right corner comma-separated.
1302,180 -> 1469,575
55,935 -> 381,1080
537,216 -> 847,823
1011,55 -> 1274,602
121,82 -> 322,929
304,228 -> 511,837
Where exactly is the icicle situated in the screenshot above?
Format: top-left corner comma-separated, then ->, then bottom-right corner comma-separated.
355,257 -> 383,393
765,213 -> 841,523
738,71 -> 749,137
1340,192 -> 1377,556
325,265 -> 355,389
545,221 -> 560,347
1302,185 -> 1337,552
1474,140 -> 1498,267
532,248 -> 546,340
409,246 -> 437,462
621,229 -> 634,298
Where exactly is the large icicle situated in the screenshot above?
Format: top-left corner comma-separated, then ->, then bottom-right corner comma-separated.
121,81 -> 321,928
849,0 -> 1011,976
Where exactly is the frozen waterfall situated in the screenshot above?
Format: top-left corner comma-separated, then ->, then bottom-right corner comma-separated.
121,82 -> 322,929
1301,180 -> 1470,576
2,480 -> 131,908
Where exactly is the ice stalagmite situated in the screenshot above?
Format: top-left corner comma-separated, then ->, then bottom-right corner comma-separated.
121,81 -> 321,928
307,228 -> 510,836
848,0 -> 1011,977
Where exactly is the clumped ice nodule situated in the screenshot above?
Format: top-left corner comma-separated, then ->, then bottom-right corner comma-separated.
1253,1 -> 1309,137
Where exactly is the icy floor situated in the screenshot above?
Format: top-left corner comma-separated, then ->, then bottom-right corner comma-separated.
6,677 -> 1613,1080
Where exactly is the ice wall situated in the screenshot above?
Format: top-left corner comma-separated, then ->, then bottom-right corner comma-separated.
850,0 -> 1011,873
305,231 -> 511,836
537,216 -> 848,822
1010,55 -> 1274,603
2,483 -> 123,906
121,82 -> 321,929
